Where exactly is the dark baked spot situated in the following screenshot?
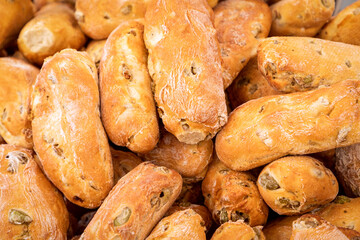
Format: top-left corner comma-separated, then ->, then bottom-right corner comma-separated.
122,64 -> 132,80
103,13 -> 110,19
121,5 -> 132,15
249,84 -> 258,94
52,143 -> 64,158
128,30 -> 137,36
73,196 -> 84,203
346,60 -> 352,68
2,108 -> 7,121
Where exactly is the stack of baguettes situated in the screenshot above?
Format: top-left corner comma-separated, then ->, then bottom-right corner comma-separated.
1,0 -> 360,239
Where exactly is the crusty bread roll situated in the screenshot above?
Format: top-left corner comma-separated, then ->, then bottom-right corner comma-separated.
257,156 -> 338,215
0,58 -> 39,148
211,221 -> 265,240
81,162 -> 182,240
146,209 -> 206,240
216,79 -> 360,171
202,155 -> 268,226
18,3 -> 86,66
319,0 -> 360,46
270,0 -> 334,36
258,37 -> 360,93
85,39 -> 106,69
144,0 -> 227,144
263,216 -> 299,240
100,20 -> 159,153
111,147 -> 142,183
214,0 -> 271,88
31,49 -> 113,208
0,145 -> 69,239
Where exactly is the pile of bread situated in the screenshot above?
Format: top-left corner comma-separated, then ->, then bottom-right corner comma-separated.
1,0 -> 360,239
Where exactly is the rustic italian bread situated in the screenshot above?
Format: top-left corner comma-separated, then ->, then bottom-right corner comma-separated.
257,156 -> 338,215
142,129 -> 213,180
31,49 -> 113,208
211,221 -> 265,240
144,0 -> 227,144
100,20 -> 159,153
270,0 -> 334,37
216,80 -> 360,171
85,39 -> 106,68
319,0 -> 360,46
258,37 -> 360,93
263,216 -> 299,240
0,145 -> 69,239
227,57 -> 281,109
335,144 -> 360,197
146,209 -> 206,240
33,0 -> 75,10
0,57 -> 39,148
18,3 -> 86,66
202,155 -> 268,226
176,181 -> 203,204
0,0 -> 34,49
111,147 -> 143,183
81,162 -> 182,240
214,0 -> 271,88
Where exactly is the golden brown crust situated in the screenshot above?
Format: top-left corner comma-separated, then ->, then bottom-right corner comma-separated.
270,0 -> 334,37
319,1 -> 360,46
85,39 -> 106,68
335,144 -> 360,197
75,0 -> 149,39
31,49 -> 113,208
111,147 -> 143,183
18,3 -> 86,66
227,57 -> 281,109
0,145 -> 69,239
144,0 -> 227,144
263,216 -> 299,240
142,129 -> 213,179
257,156 -> 338,215
208,0 -> 218,7
33,0 -> 75,10
81,162 -> 182,240
146,209 -> 206,240
216,80 -> 360,171
258,37 -> 360,93
100,20 -> 159,153
0,0 -> 34,49
214,0 -> 271,88
0,58 -> 39,148
211,221 -> 265,240
202,155 -> 268,226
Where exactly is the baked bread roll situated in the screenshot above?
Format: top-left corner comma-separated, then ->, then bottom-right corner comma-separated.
0,57 -> 39,148
335,143 -> 360,197
0,0 -> 34,49
146,209 -> 206,240
263,216 -> 299,240
216,79 -> 360,171
144,0 -> 227,144
0,145 -> 69,239
211,221 -> 265,240
100,20 -> 159,153
85,39 -> 106,68
176,181 -> 203,204
111,148 -> 142,183
270,0 -> 334,37
81,162 -> 182,240
18,3 -> 86,66
257,156 -> 338,215
31,49 -> 113,208
142,129 -> 213,181
227,57 -> 281,109
319,0 -> 360,46
214,0 -> 271,88
202,155 -> 268,226
258,37 -> 360,93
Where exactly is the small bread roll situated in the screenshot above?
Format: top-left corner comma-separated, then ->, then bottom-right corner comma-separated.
146,209 -> 206,240
111,148 -> 142,183
258,37 -> 360,93
100,20 -> 159,153
31,49 -> 113,208
319,0 -> 360,46
257,156 -> 338,215
263,216 -> 299,240
85,40 -> 106,68
216,79 -> 360,171
335,143 -> 360,197
0,145 -> 69,239
0,58 -> 39,148
270,0 -> 334,36
0,0 -> 34,49
18,3 -> 86,66
202,155 -> 268,226
211,221 -> 265,240
81,162 -> 182,240
214,0 -> 271,88
144,0 -> 227,144
227,57 -> 281,109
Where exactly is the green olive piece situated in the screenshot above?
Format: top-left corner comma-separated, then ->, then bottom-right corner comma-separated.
114,207 -> 131,227
9,209 -> 32,225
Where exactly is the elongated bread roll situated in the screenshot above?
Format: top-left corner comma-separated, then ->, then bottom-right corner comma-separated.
216,79 -> 360,171
144,0 -> 227,144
